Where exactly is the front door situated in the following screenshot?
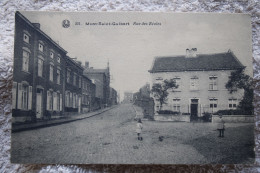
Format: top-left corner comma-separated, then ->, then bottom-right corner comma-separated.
36,89 -> 43,119
78,97 -> 81,113
190,99 -> 198,121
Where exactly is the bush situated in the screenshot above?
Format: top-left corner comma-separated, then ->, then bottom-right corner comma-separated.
157,110 -> 180,115
214,109 -> 250,115
201,112 -> 212,122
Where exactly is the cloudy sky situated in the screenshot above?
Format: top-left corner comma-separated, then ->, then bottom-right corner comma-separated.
21,12 -> 253,98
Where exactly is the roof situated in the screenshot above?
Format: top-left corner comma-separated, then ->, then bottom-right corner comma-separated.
84,68 -> 109,75
149,51 -> 245,73
16,11 -> 68,54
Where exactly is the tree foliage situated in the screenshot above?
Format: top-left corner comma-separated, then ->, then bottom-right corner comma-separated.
225,69 -> 253,115
151,79 -> 178,110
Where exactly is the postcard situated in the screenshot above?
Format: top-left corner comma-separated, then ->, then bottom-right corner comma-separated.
11,11 -> 254,164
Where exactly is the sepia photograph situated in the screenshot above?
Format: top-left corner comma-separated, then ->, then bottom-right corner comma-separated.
11,11 -> 254,164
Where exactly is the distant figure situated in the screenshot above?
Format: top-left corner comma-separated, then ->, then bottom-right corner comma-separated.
217,114 -> 225,137
136,118 -> 143,141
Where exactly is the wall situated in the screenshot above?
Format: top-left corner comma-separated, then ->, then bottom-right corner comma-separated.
212,115 -> 254,123
150,70 -> 244,117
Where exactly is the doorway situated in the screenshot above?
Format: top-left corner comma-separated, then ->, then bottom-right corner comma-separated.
36,88 -> 43,119
190,99 -> 199,121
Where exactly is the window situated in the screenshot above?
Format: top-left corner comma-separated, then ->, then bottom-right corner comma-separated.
47,90 -> 53,110
21,85 -> 28,110
12,82 -> 17,109
79,76 -> 81,88
23,33 -> 29,43
53,92 -> 57,111
73,93 -> 77,108
22,50 -> 30,72
172,77 -> 181,92
228,99 -> 237,109
38,58 -> 43,77
73,73 -> 77,86
57,56 -> 61,63
49,65 -> 54,81
209,76 -> 218,90
67,69 -> 71,83
65,91 -> 70,107
190,77 -> 199,90
38,43 -> 43,52
209,98 -> 218,113
57,69 -> 61,84
173,99 -> 181,112
50,52 -> 54,59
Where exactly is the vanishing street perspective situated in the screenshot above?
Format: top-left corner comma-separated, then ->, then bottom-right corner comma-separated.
11,12 -> 254,164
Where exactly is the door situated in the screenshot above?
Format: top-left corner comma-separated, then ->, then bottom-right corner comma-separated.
78,97 -> 81,113
190,99 -> 198,121
36,89 -> 43,119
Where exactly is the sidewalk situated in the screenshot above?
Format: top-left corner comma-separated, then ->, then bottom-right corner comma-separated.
12,105 -> 117,133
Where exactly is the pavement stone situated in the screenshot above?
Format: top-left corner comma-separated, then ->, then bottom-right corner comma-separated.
11,103 -> 255,164
12,106 -> 117,132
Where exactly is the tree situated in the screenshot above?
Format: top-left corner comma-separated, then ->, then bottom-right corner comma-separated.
225,68 -> 253,115
151,79 -> 178,110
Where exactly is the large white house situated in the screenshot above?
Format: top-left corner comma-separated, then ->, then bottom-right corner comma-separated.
149,48 -> 245,120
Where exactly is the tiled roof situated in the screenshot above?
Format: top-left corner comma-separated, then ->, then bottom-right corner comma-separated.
84,68 -> 109,74
149,51 -> 245,73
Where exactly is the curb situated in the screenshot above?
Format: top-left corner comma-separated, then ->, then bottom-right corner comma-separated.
12,106 -> 117,133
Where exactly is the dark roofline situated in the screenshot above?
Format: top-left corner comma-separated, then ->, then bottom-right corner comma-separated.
65,56 -> 84,70
148,67 -> 245,73
16,11 -> 68,54
149,50 -> 245,73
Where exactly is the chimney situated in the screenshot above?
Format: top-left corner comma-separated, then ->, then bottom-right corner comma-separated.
186,48 -> 197,58
85,61 -> 89,68
32,23 -> 40,29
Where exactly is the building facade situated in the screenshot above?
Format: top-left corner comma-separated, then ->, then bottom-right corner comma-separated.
13,12 -> 67,122
83,62 -> 110,108
149,49 -> 245,120
109,87 -> 118,106
64,57 -> 84,114
12,12 -> 102,123
123,92 -> 133,103
81,74 -> 93,113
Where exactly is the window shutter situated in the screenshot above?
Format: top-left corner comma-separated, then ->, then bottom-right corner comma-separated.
12,82 -> 17,109
28,86 -> 32,110
47,91 -> 50,110
17,83 -> 22,109
53,92 -> 57,111
60,94 -> 62,111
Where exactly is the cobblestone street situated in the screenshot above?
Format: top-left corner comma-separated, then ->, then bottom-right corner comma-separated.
11,104 -> 255,164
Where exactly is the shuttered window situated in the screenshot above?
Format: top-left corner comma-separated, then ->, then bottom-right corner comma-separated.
12,82 -> 17,109
22,50 -> 30,72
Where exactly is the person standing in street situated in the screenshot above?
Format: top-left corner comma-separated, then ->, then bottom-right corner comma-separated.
217,114 -> 225,137
136,118 -> 143,141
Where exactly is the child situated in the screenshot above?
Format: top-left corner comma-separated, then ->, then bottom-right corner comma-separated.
136,118 -> 143,141
217,114 -> 225,137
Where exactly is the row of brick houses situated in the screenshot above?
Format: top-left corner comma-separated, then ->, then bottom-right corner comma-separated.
12,12 -> 117,123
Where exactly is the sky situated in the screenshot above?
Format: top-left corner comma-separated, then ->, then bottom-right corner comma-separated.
21,12 -> 253,100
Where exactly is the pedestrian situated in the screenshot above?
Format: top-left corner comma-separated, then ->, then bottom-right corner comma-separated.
217,114 -> 225,137
136,118 -> 143,141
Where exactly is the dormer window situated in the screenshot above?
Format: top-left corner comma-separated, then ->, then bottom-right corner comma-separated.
23,33 -> 30,43
50,52 -> 54,59
57,56 -> 61,63
38,43 -> 43,52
